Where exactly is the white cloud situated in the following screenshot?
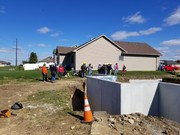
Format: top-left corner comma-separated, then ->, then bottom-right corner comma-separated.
50,32 -> 60,37
87,35 -> 94,38
0,48 -> 13,53
37,43 -> 47,47
157,45 -> 180,60
111,31 -> 139,40
139,27 -> 162,35
111,27 -> 162,40
37,27 -> 52,34
59,39 -> 70,42
156,47 -> 170,54
173,52 -> 180,59
27,43 -> 47,47
156,47 -> 173,60
160,39 -> 180,46
122,11 -> 146,24
164,7 -> 180,26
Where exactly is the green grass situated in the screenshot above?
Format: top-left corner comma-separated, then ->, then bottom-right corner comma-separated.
1,70 -> 41,79
116,71 -> 173,81
27,88 -> 71,112
119,71 -> 170,77
0,66 -> 174,84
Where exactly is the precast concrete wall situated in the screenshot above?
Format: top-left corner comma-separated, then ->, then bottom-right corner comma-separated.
87,77 -> 160,115
159,82 -> 180,123
121,80 -> 160,115
87,77 -> 121,115
87,76 -> 180,123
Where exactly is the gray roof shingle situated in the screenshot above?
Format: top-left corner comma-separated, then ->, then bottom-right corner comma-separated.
56,46 -> 77,54
115,41 -> 161,56
39,56 -> 54,63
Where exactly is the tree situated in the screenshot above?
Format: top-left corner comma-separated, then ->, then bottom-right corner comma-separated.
7,62 -> 11,65
29,52 -> 38,63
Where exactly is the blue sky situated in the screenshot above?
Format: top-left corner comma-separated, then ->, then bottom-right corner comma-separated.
0,0 -> 180,65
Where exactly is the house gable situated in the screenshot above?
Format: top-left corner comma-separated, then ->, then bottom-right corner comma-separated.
74,34 -> 127,53
75,36 -> 123,70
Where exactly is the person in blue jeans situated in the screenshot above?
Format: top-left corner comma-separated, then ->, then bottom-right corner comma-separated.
87,64 -> 93,76
50,65 -> 57,82
81,63 -> 87,77
114,63 -> 119,76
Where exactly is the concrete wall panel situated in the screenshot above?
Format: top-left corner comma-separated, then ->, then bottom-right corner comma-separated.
87,77 -> 180,123
159,82 -> 180,123
87,77 -> 102,111
121,80 -> 159,115
87,77 -> 121,115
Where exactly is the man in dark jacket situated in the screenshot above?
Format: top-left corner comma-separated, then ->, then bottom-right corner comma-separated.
50,65 -> 57,82
81,63 -> 87,78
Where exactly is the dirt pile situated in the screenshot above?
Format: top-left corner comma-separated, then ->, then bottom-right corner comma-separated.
92,111 -> 180,135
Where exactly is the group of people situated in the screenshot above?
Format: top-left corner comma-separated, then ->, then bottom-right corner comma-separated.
78,62 -> 127,78
41,64 -> 69,82
41,62 -> 127,81
97,63 -> 126,76
80,63 -> 93,77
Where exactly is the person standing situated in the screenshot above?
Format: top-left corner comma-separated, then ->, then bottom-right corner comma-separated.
87,64 -> 93,76
42,64 -> 47,82
97,63 -> 102,74
81,63 -> 87,78
114,63 -> 119,76
58,64 -> 64,80
122,64 -> 126,76
50,65 -> 57,82
107,64 -> 112,75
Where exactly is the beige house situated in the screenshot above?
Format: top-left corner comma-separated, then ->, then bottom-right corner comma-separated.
54,34 -> 161,71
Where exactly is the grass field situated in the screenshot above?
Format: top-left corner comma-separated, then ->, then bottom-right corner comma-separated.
0,66 -> 175,84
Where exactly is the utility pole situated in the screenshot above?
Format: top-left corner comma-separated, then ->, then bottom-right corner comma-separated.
15,38 -> 18,66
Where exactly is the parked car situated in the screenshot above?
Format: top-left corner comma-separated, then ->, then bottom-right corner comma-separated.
162,65 -> 179,71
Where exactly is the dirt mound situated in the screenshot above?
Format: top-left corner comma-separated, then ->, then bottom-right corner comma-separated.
0,80 -> 180,135
92,112 -> 180,135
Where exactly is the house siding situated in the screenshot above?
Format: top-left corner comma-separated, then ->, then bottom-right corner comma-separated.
59,55 -> 65,65
122,56 -> 158,71
56,35 -> 161,71
75,37 -> 122,70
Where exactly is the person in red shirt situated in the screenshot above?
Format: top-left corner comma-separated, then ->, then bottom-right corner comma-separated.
58,64 -> 64,79
114,63 -> 119,76
42,64 -> 47,81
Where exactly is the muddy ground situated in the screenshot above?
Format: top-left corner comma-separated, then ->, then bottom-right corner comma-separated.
0,79 -> 180,135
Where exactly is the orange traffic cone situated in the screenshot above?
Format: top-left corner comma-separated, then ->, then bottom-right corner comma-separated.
81,95 -> 94,123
